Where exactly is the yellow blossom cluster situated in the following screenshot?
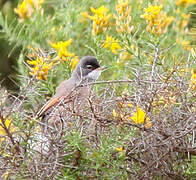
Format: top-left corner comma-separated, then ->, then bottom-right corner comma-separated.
176,38 -> 192,51
70,56 -> 80,71
82,6 -> 112,36
103,35 -> 122,54
14,0 -> 44,20
114,0 -> 134,33
118,44 -> 136,64
103,34 -> 134,63
119,51 -> 133,62
130,106 -> 151,127
176,0 -> 196,7
27,56 -> 57,80
113,103 -> 152,128
0,118 -> 15,141
141,5 -> 174,34
50,39 -> 79,71
26,40 -> 79,79
50,39 -> 74,59
178,13 -> 190,31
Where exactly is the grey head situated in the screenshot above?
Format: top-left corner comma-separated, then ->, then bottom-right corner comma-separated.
71,56 -> 102,82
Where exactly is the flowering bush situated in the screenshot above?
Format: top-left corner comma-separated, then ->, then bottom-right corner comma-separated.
0,0 -> 195,179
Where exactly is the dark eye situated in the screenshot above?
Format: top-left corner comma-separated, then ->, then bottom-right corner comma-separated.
86,64 -> 93,69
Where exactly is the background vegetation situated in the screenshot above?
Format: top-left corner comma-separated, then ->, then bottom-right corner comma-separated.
0,0 -> 195,179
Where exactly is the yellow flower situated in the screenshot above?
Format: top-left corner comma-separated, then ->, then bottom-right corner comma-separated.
141,5 -> 174,34
190,69 -> 196,90
14,0 -> 34,20
27,56 -> 56,80
130,106 -> 151,127
176,38 -> 192,51
119,51 -> 133,61
81,6 -> 112,36
115,0 -> 130,16
103,35 -> 122,54
81,12 -> 89,19
113,109 -> 117,117
114,0 -> 133,33
70,56 -> 79,71
116,147 -> 124,152
141,5 -> 163,21
50,39 -> 75,59
181,40 -> 192,51
112,102 -> 151,128
120,102 -> 133,108
180,13 -> 190,30
0,118 -> 15,141
176,0 -> 196,7
145,121 -> 152,128
90,6 -> 109,15
113,101 -> 133,121
112,109 -> 125,120
31,0 -> 44,9
14,0 -> 44,20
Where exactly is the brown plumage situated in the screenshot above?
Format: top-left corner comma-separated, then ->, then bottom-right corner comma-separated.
37,56 -> 104,134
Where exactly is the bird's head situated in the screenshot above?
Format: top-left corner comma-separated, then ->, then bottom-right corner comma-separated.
72,56 -> 104,82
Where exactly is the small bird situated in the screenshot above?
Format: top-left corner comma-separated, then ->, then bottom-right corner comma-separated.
37,56 -> 104,134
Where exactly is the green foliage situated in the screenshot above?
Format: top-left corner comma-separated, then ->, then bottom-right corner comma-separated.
0,0 -> 196,179
0,0 -> 195,85
59,127 -> 132,179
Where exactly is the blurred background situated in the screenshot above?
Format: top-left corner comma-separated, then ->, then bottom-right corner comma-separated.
0,0 -> 20,91
0,0 -> 195,92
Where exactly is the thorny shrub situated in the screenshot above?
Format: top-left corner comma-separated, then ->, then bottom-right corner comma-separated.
0,49 -> 195,179
0,0 -> 196,179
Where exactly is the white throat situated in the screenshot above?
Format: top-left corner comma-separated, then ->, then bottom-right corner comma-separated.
87,69 -> 102,80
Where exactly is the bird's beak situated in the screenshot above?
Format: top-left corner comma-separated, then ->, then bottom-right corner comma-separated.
96,66 -> 107,71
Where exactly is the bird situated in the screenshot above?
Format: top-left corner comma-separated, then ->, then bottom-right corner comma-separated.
36,56 -> 105,135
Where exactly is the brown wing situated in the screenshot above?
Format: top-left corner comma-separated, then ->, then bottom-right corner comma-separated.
36,79 -> 76,118
36,96 -> 60,118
